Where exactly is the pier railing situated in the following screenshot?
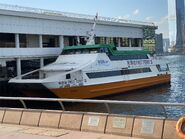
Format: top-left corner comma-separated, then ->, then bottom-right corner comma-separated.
0,97 -> 184,117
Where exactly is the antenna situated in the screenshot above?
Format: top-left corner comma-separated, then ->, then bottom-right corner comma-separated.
86,13 -> 98,45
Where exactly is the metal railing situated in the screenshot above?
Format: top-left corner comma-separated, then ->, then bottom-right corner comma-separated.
0,97 -> 184,116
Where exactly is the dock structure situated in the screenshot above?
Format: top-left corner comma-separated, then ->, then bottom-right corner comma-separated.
0,107 -> 180,139
0,3 -> 156,80
0,97 -> 184,139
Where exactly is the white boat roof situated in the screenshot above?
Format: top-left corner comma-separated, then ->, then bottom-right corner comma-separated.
41,54 -> 98,71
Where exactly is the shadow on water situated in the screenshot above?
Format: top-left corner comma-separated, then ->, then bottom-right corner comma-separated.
0,80 -> 61,110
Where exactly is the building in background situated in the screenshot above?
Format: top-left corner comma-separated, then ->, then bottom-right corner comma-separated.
168,0 -> 185,52
168,0 -> 177,49
176,0 -> 185,51
143,26 -> 157,53
163,38 -> 170,52
155,33 -> 164,54
0,4 -> 156,81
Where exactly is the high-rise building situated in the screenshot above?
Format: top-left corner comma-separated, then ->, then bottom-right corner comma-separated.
176,0 -> 185,51
168,0 -> 177,48
168,0 -> 185,52
163,38 -> 170,52
155,33 -> 164,54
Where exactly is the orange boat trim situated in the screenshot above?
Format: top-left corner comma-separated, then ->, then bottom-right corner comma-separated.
50,74 -> 171,99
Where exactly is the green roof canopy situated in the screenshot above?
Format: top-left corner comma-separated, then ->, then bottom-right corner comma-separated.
63,44 -> 150,56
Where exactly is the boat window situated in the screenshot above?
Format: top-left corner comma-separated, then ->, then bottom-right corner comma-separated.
143,68 -> 151,72
99,47 -> 108,53
87,70 -> 122,78
90,49 -> 98,54
157,64 -> 169,72
86,68 -> 151,79
61,47 -> 113,55
75,50 -> 82,54
0,66 -> 4,78
62,50 -> 75,55
62,48 -> 100,55
66,74 -> 71,79
122,68 -> 151,75
109,55 -> 149,60
82,49 -> 90,54
43,73 -> 46,79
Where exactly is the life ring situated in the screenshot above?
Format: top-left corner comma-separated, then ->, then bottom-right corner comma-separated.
176,117 -> 185,139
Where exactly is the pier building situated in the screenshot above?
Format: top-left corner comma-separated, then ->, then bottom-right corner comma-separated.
0,4 -> 156,80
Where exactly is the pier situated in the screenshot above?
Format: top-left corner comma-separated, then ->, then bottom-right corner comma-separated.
0,2 -> 184,139
0,97 -> 183,139
0,3 -> 155,82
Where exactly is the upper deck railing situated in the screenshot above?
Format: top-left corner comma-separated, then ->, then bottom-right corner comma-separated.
0,3 -> 155,26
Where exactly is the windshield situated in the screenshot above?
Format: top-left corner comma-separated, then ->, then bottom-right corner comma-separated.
61,47 -> 109,55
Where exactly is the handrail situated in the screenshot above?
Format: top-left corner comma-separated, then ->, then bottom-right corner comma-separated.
0,97 -> 185,106
8,69 -> 40,82
0,97 -> 185,115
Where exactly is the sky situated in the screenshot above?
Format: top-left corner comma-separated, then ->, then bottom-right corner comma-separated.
0,0 -> 169,38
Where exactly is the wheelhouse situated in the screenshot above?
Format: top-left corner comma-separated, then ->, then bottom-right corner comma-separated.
62,44 -> 151,60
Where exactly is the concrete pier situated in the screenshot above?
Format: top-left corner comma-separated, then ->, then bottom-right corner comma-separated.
0,108 -> 180,139
0,124 -> 139,139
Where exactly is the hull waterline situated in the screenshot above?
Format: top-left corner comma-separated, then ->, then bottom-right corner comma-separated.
9,74 -> 171,99
50,74 -> 171,99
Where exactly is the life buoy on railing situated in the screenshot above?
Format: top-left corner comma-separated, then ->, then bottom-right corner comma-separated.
176,117 -> 185,139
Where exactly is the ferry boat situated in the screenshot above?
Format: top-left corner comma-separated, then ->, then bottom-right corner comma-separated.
9,15 -> 171,99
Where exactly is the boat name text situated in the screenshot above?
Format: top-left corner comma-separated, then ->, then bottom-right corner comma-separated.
97,60 -> 109,66
127,60 -> 153,66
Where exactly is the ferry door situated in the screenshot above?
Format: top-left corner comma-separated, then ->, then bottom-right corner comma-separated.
71,71 -> 83,86
124,75 -> 129,81
122,69 -> 129,81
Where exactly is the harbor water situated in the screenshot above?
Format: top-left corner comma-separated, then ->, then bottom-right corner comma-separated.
66,55 -> 185,118
0,55 -> 185,118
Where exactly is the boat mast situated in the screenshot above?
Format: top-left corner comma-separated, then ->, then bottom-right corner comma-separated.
86,13 -> 98,45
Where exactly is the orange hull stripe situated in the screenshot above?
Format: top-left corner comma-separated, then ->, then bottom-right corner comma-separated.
50,74 -> 171,99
